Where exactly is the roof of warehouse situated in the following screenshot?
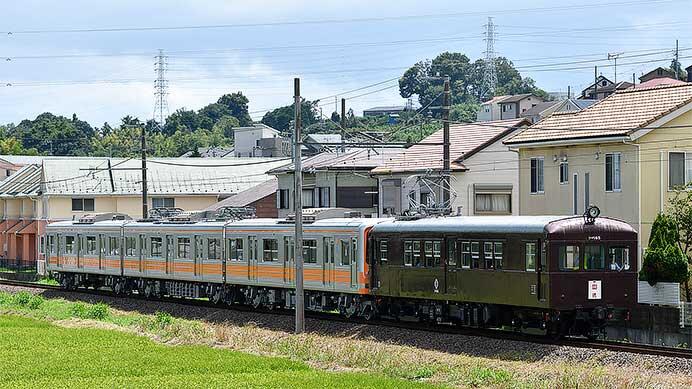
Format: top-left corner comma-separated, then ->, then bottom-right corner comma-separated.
505,83 -> 692,145
0,156 -> 290,197
370,118 -> 528,174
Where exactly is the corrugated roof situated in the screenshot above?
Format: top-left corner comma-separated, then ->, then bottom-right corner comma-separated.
481,95 -> 510,105
371,118 -> 528,174
205,178 -> 277,210
505,83 -> 692,145
0,157 -> 289,197
499,93 -> 534,103
0,155 -> 46,166
270,148 -> 401,173
363,106 -> 407,112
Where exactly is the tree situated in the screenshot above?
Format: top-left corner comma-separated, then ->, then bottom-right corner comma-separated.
666,191 -> 692,300
217,92 -> 252,126
640,213 -> 689,289
212,115 -> 240,139
261,99 -> 319,132
449,103 -> 480,123
15,112 -> 94,155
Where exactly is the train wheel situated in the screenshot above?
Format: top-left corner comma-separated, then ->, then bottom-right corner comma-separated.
361,304 -> 375,321
113,279 -> 125,296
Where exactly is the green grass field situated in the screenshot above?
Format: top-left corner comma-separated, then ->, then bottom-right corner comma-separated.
0,315 -> 435,388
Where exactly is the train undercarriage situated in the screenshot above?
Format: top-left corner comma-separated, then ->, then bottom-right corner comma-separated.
54,271 -> 625,339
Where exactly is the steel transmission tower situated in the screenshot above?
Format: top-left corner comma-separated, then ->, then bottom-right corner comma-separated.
153,49 -> 169,126
482,17 -> 498,100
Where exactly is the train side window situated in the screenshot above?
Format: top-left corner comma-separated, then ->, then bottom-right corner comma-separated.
125,236 -> 137,257
558,245 -> 581,271
494,242 -> 503,270
447,240 -> 457,267
424,241 -> 434,267
49,235 -> 56,254
413,241 -> 422,267
483,242 -> 493,269
432,241 -> 441,267
263,239 -> 279,262
108,237 -> 119,256
584,244 -> 605,270
461,242 -> 471,268
338,240 -> 350,265
378,240 -> 388,263
609,247 -> 630,271
471,242 -> 480,268
99,235 -> 106,257
86,236 -> 97,255
229,238 -> 244,261
525,242 -> 536,271
208,238 -> 221,260
177,237 -> 191,259
403,241 -> 413,267
151,237 -> 163,257
303,239 -> 317,264
65,236 -> 75,254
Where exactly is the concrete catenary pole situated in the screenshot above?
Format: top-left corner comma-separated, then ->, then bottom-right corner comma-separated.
293,78 -> 305,334
442,77 -> 451,214
141,126 -> 148,219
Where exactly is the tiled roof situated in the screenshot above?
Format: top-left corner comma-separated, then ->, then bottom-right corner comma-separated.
269,148 -> 401,173
205,178 -> 277,210
482,95 -> 510,105
520,101 -> 561,117
371,118 -> 528,174
499,93 -> 535,103
631,77 -> 687,89
505,83 -> 692,145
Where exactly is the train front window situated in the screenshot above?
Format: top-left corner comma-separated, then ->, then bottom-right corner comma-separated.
584,244 -> 605,270
609,247 -> 630,271
558,245 -> 581,271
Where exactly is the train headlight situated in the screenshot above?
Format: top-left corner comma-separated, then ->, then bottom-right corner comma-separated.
587,206 -> 600,219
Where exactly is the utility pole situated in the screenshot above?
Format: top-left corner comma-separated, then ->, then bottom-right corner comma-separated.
293,77 -> 305,334
608,52 -> 622,83
442,77 -> 451,214
594,66 -> 598,99
632,73 -> 636,85
141,126 -> 148,219
340,98 -> 346,153
675,39 -> 680,79
567,85 -> 571,99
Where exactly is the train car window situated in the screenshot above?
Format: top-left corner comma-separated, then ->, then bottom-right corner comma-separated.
471,242 -> 480,268
341,239 -> 353,266
447,240 -> 457,267
177,237 -> 191,259
140,235 -> 146,257
609,247 -> 630,271
86,236 -> 97,255
403,241 -> 413,267
584,244 -> 605,270
229,238 -> 244,261
263,239 -> 279,262
303,239 -> 317,264
558,245 -> 581,271
99,236 -> 106,257
151,237 -> 163,257
49,235 -> 56,254
378,240 -> 388,263
494,242 -> 503,270
207,238 -> 221,260
65,236 -> 75,254
125,237 -> 137,257
413,241 -> 422,267
108,237 -> 119,256
424,241 -> 434,267
461,242 -> 471,268
483,242 -> 493,269
525,242 -> 536,271
195,237 -> 204,260
432,241 -> 442,267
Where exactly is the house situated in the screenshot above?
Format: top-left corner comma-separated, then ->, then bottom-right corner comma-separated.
520,98 -> 597,123
0,155 -> 45,181
370,118 -> 530,216
504,83 -> 692,261
233,123 -> 288,157
269,148 -> 402,218
204,178 -> 278,218
0,156 -> 289,266
580,75 -> 633,100
363,105 -> 408,117
639,67 -> 676,83
477,94 -> 545,121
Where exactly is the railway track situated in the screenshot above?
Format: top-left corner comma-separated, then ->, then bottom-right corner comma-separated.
1,278 -> 691,359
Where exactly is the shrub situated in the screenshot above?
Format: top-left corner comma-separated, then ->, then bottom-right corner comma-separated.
639,244 -> 690,285
70,302 -> 110,320
154,311 -> 173,328
11,292 -> 43,309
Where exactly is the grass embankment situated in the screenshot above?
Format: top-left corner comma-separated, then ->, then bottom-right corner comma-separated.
0,302 -> 430,388
0,291 -> 689,388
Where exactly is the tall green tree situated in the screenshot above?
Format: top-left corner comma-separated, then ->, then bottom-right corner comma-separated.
217,92 -> 252,126
261,99 -> 319,132
14,112 -> 94,155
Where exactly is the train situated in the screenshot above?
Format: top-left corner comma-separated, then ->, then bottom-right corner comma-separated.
44,206 -> 638,338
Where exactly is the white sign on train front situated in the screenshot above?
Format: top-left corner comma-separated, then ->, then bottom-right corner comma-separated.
588,280 -> 602,300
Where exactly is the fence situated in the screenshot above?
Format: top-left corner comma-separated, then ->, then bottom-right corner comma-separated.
0,258 -> 35,273
682,303 -> 692,328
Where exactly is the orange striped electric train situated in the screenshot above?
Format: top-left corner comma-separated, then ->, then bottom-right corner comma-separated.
45,207 -> 638,338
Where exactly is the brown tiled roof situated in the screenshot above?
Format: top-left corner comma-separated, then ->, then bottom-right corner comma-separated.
371,118 -> 528,174
505,83 -> 692,145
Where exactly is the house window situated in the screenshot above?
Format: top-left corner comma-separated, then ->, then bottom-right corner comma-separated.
605,153 -> 621,192
559,161 -> 569,184
318,187 -> 330,207
475,193 -> 511,214
177,237 -> 190,259
668,152 -> 692,189
303,239 -> 317,264
525,242 -> 537,271
262,239 -> 278,262
302,188 -> 315,208
71,198 -> 95,212
277,189 -> 290,209
152,197 -> 175,208
530,158 -> 544,193
151,237 -> 163,257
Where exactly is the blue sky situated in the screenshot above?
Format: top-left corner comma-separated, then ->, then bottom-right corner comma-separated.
0,0 -> 689,127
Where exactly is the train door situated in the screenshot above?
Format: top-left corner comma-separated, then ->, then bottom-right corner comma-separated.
56,234 -> 62,268
445,238 -> 458,294
322,237 -> 335,289
76,233 -> 83,270
139,234 -> 146,273
248,236 -> 258,281
166,235 -> 174,274
283,236 -> 295,285
194,235 -> 203,278
98,234 -> 105,271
